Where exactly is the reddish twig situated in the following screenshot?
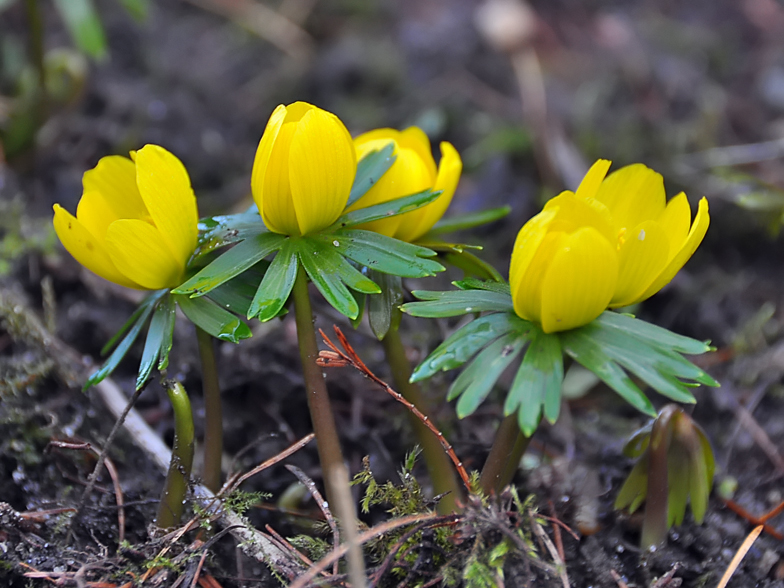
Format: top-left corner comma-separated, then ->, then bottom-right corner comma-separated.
722,498 -> 784,540
548,500 -> 565,563
317,326 -> 471,493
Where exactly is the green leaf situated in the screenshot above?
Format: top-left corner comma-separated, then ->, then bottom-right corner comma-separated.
367,271 -> 403,341
136,295 -> 175,390
100,290 -> 166,355
689,426 -> 714,523
53,0 -> 107,60
410,313 -> 524,382
451,332 -> 527,419
614,457 -> 649,513
453,278 -> 511,295
582,324 -> 698,403
347,142 -> 396,207
561,330 -> 657,417
426,206 -> 511,236
595,311 -> 712,356
156,295 -> 177,372
194,211 -> 265,259
249,239 -> 298,321
175,232 -> 284,296
299,238 -> 381,320
403,289 -> 514,318
322,230 -> 444,278
442,250 -> 505,282
206,262 -> 269,317
667,450 -> 690,527
333,189 -> 441,229
175,295 -> 252,343
505,329 -> 563,435
84,300 -> 157,390
117,0 -> 149,21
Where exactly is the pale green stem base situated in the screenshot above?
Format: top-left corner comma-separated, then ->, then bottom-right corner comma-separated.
382,328 -> 462,513
196,327 -> 222,492
157,381 -> 195,529
292,264 -> 346,509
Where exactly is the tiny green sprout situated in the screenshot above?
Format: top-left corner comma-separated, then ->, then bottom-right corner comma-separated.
614,404 -> 715,549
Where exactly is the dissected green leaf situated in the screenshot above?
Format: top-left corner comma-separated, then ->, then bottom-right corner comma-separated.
453,278 -> 511,294
249,239 -> 298,321
595,311 -> 712,355
321,229 -> 443,278
403,289 -> 514,318
117,0 -> 149,20
176,232 -> 284,296
206,262 -> 269,317
451,332 -> 526,419
614,457 -> 649,513
136,295 -> 175,390
195,211 -> 265,259
84,300 -> 157,390
367,271 -> 403,340
100,290 -> 166,355
505,328 -> 562,435
53,0 -> 107,60
299,238 -> 380,320
561,329 -> 656,417
667,450 -> 690,527
347,142 -> 396,207
426,206 -> 511,236
176,294 -> 251,343
333,189 -> 441,229
411,313 -> 524,382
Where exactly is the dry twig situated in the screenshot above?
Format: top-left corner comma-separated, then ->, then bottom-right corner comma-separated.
715,526 -> 764,588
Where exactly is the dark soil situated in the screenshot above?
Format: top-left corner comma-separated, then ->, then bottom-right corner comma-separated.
1,0 -> 783,586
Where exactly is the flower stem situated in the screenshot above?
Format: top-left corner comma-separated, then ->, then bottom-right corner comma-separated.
292,264 -> 346,508
196,327 -> 222,492
479,414 -> 531,495
157,380 -> 195,529
381,326 -> 462,513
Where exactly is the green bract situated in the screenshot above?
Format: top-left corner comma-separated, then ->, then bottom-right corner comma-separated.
402,279 -> 719,436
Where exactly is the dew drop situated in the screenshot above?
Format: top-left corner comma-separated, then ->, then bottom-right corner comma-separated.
638,229 -> 646,240
333,240 -> 340,246
465,307 -> 473,312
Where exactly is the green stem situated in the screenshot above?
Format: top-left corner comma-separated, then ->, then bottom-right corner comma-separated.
479,414 -> 532,495
24,0 -> 47,115
196,327 -> 222,492
382,327 -> 462,513
292,264 -> 346,509
641,405 -> 676,549
157,380 -> 195,529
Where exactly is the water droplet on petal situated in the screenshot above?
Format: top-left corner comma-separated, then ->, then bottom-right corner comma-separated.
638,229 -> 645,240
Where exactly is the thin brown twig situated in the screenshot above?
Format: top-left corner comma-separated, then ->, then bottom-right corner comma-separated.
222,433 -> 315,493
548,500 -> 565,563
263,525 -> 324,574
49,439 -> 126,543
285,464 -> 340,576
288,513 -> 442,588
318,326 -> 471,492
528,509 -> 570,588
722,498 -> 784,540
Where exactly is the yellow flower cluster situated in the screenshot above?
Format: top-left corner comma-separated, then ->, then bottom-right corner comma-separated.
54,104 -> 709,337
509,160 -> 709,333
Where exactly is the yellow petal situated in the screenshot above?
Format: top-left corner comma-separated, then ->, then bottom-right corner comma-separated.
574,159 -> 611,200
636,197 -> 710,301
543,191 -> 615,245
133,145 -> 199,267
657,192 -> 690,260
76,190 -> 122,243
53,204 -> 142,289
513,231 -> 564,324
289,107 -> 356,235
252,104 -> 290,233
355,128 -> 401,154
261,118 -> 300,234
397,127 -> 438,179
509,208 -> 557,304
395,141 -> 462,242
540,227 -> 618,333
610,220 -> 670,307
82,155 -> 148,220
105,219 -> 184,289
594,164 -> 666,231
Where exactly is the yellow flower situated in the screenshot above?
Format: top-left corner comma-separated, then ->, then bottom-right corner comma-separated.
251,102 -> 356,236
348,127 -> 462,242
53,145 -> 199,290
509,160 -> 709,333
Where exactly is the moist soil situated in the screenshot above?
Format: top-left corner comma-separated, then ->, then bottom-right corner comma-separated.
1,1 -> 783,586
